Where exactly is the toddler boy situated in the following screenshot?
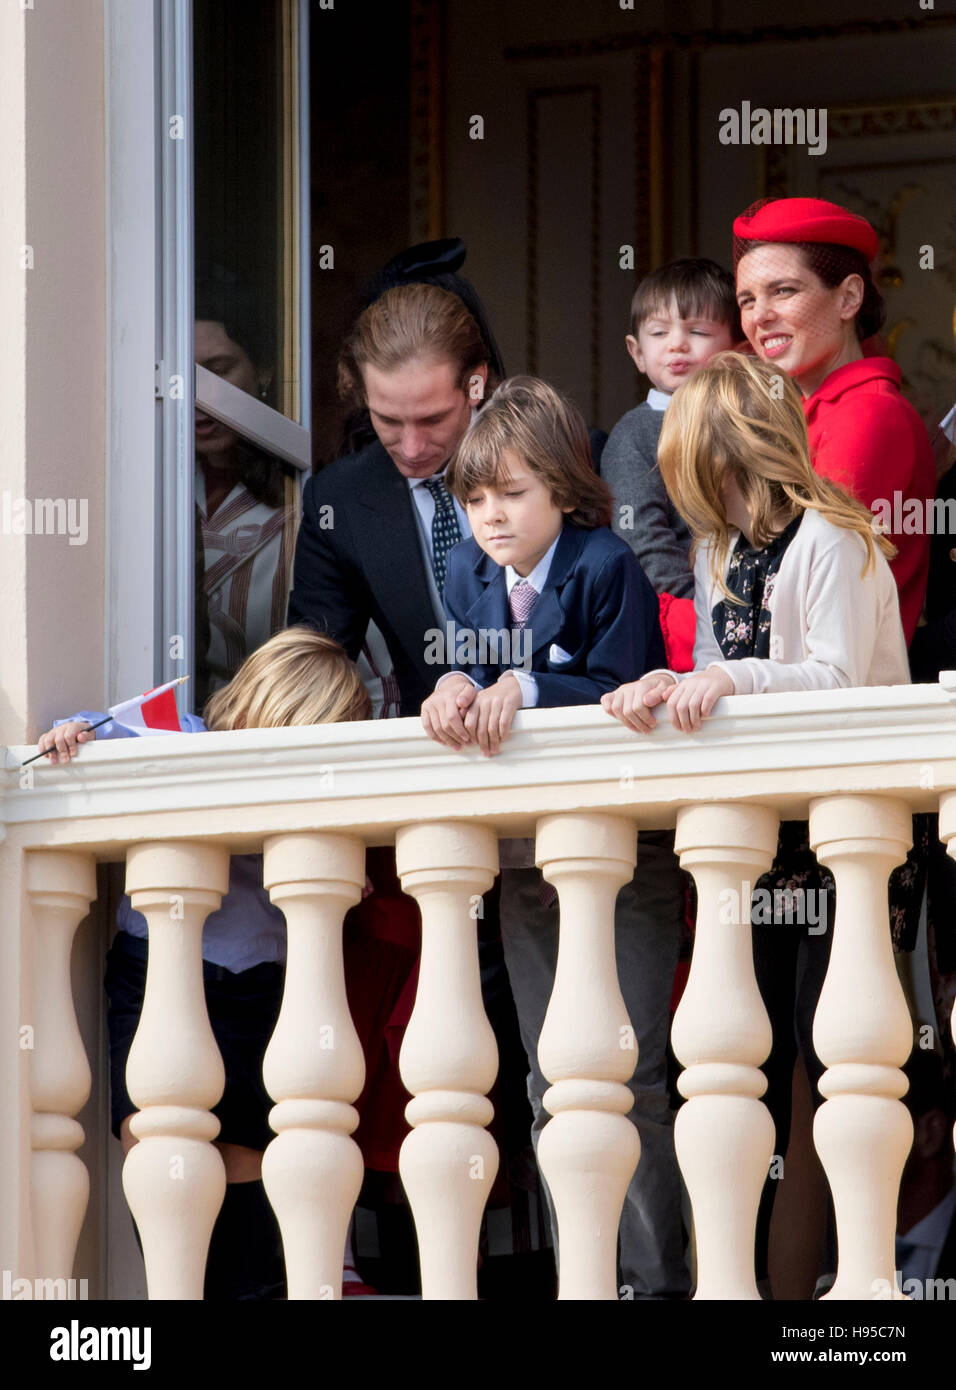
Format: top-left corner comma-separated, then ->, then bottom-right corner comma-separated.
602,258 -> 740,649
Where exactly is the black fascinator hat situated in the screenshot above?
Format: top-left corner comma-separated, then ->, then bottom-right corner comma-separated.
361,237 -> 506,381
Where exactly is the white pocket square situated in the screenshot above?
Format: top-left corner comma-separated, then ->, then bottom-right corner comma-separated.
548,643 -> 573,665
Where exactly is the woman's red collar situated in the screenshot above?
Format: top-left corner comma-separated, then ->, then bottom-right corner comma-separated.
804,356 -> 901,406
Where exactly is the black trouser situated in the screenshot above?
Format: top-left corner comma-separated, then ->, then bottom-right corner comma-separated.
748,822 -> 836,1288
750,896 -> 835,1285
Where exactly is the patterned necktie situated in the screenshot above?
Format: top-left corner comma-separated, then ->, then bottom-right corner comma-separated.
509,578 -> 538,630
422,475 -> 462,593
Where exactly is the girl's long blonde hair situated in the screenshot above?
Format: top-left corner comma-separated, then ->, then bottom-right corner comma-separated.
203,627 -> 371,731
656,351 -> 895,600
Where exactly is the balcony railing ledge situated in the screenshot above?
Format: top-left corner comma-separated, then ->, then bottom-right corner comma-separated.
4,678 -> 956,1300
3,678 -> 956,849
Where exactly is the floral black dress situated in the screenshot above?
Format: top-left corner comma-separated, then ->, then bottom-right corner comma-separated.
711,515 -> 802,666
712,516 -> 925,952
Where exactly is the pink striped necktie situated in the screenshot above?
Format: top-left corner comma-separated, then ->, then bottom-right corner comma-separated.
509,579 -> 538,629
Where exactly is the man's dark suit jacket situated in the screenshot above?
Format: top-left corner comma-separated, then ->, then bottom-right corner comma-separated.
288,440 -> 445,715
443,521 -> 664,705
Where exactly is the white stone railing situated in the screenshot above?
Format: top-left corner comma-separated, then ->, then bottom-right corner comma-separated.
3,679 -> 956,1300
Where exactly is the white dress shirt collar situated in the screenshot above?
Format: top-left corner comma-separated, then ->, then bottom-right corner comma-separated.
407,465 -> 449,493
504,532 -> 561,597
646,387 -> 672,412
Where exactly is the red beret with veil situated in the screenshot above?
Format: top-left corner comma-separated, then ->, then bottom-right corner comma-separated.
733,197 -> 880,266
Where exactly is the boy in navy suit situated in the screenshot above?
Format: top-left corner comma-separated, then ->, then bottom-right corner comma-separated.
421,377 -> 663,750
421,377 -> 691,1298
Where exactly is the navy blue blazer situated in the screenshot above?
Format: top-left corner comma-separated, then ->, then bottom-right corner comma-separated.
443,522 -> 665,707
287,440 -> 443,715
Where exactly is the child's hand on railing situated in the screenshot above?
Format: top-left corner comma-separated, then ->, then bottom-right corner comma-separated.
421,675 -> 479,750
662,667 -> 734,733
35,720 -> 96,765
462,674 -> 523,757
601,675 -> 677,733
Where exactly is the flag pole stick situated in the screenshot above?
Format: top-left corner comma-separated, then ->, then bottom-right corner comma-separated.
21,676 -> 189,766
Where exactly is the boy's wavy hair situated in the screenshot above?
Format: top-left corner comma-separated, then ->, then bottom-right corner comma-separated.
203,626 -> 371,730
445,375 -> 612,528
656,351 -> 896,602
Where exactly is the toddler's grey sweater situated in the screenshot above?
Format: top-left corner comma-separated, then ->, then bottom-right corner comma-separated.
601,401 -> 694,598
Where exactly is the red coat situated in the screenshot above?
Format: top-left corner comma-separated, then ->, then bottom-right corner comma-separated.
803,357 -> 934,644
658,591 -> 695,672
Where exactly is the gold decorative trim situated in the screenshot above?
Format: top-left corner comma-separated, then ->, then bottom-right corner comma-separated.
504,15 -> 956,63
764,96 -> 956,197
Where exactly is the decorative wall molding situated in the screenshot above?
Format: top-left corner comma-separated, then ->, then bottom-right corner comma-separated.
504,16 -> 956,63
765,96 -> 956,196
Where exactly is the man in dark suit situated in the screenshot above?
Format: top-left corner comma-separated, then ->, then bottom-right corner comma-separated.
288,278 -> 495,716
288,249 -> 606,713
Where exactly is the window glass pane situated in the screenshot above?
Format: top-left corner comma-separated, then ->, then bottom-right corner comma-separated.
194,436 -> 300,712
193,0 -> 300,422
191,0 -> 303,711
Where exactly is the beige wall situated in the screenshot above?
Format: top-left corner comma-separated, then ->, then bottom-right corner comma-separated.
0,0 -> 107,1287
0,0 -> 106,747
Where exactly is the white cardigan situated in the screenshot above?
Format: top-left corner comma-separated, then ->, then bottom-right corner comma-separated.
657,508 -> 910,694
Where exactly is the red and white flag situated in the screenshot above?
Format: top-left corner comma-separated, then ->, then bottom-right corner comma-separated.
108,677 -> 187,735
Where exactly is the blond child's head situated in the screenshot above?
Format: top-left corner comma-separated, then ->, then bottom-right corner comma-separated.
626,258 -> 740,396
203,626 -> 371,731
657,351 -> 895,595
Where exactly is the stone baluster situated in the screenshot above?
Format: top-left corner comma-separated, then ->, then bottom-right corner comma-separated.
809,795 -> 914,1301
534,812 -> 640,1301
395,821 -> 499,1300
26,850 -> 98,1285
670,803 -> 779,1300
260,832 -> 366,1300
122,841 -> 230,1299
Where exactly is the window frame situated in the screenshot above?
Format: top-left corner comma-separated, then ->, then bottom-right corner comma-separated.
159,0 -> 310,713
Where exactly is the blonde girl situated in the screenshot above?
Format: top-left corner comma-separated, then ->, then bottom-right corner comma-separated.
602,350 -> 906,734
602,351 -> 911,1295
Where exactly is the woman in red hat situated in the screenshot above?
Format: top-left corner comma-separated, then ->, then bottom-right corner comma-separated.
733,196 -> 934,644
732,198 -> 936,1295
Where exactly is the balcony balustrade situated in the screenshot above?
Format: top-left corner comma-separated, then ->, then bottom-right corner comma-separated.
3,678 -> 955,1300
